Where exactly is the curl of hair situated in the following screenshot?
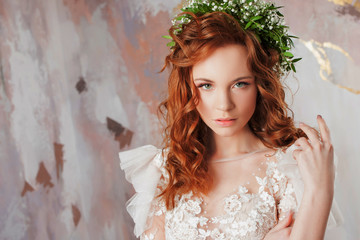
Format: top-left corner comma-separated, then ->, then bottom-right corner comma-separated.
157,11 -> 307,210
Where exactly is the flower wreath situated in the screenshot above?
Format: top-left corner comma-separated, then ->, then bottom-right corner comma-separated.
163,0 -> 302,75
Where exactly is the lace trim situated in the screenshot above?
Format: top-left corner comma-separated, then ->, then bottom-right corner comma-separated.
142,147 -> 298,239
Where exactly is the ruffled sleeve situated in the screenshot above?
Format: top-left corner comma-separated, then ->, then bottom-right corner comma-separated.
275,143 -> 344,229
119,145 -> 167,238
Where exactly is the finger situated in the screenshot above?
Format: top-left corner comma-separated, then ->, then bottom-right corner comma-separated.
294,137 -> 311,151
299,122 -> 320,146
270,211 -> 293,232
280,226 -> 293,238
317,115 -> 331,145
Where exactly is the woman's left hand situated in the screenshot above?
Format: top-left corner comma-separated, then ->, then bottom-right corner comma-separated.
292,115 -> 335,195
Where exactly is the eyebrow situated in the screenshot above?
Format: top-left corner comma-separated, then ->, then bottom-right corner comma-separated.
193,76 -> 254,83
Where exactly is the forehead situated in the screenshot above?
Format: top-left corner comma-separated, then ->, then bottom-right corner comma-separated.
192,44 -> 252,80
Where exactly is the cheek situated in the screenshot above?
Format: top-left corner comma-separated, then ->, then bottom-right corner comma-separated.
195,92 -> 217,120
249,90 -> 258,114
234,89 -> 258,115
195,97 -> 211,118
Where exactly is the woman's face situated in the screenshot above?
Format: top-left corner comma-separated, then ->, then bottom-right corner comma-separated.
192,44 -> 258,137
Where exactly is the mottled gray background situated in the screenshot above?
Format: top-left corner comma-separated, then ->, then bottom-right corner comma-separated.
0,0 -> 359,239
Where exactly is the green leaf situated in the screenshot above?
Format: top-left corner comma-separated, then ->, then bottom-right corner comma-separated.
288,39 -> 295,47
283,52 -> 294,58
276,11 -> 284,17
167,41 -> 175,47
288,35 -> 299,39
292,58 -> 302,63
250,16 -> 263,21
291,63 -> 296,72
268,5 -> 284,10
245,21 -> 253,30
162,35 -> 172,40
281,46 -> 290,50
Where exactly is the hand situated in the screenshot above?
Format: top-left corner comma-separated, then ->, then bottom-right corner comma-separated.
293,115 -> 335,194
264,211 -> 293,240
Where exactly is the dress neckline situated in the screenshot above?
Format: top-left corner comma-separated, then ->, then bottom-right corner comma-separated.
211,147 -> 281,163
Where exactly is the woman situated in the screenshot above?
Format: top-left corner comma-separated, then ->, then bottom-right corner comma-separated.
119,1 -> 342,239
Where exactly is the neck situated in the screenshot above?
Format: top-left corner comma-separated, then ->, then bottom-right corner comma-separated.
207,124 -> 268,162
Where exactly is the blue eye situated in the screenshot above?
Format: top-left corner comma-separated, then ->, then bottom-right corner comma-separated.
234,82 -> 249,88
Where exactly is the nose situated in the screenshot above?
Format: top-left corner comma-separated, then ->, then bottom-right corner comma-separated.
216,89 -> 235,111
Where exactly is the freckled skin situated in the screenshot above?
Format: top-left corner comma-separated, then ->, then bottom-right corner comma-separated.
192,44 -> 257,138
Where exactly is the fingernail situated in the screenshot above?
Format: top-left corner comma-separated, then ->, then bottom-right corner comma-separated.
317,115 -> 322,119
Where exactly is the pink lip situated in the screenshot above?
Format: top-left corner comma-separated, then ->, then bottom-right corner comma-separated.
214,118 -> 236,127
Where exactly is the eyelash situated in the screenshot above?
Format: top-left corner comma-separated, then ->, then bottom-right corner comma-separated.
197,82 -> 250,90
234,82 -> 250,88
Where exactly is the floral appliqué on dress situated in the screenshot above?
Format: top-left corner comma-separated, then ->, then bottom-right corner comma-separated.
141,150 -> 298,240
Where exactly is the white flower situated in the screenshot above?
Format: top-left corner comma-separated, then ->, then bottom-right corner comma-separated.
238,221 -> 250,236
172,222 -> 198,239
224,194 -> 242,214
186,199 -> 201,214
211,216 -> 220,224
238,185 -> 249,194
249,209 -> 259,218
231,221 -> 239,228
198,228 -> 211,237
260,191 -> 275,207
173,210 -> 184,222
198,216 -> 208,226
248,220 -> 257,232
188,217 -> 199,227
210,228 -> 225,239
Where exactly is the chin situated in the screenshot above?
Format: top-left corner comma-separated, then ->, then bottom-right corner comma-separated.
211,127 -> 242,137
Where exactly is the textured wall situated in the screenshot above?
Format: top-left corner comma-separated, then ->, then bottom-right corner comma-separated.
278,1 -> 360,239
0,0 -> 358,239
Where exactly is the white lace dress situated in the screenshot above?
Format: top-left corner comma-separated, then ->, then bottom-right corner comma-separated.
119,144 -> 342,240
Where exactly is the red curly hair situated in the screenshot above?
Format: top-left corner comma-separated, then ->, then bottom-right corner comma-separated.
157,11 -> 306,210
